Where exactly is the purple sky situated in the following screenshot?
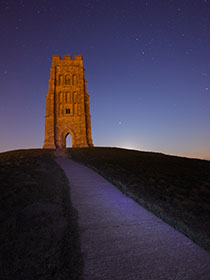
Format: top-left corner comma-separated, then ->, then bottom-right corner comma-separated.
1,0 -> 210,159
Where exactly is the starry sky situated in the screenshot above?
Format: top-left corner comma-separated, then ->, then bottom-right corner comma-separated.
1,0 -> 210,159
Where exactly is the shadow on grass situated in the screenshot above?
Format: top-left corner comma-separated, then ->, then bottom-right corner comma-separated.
0,149 -> 83,280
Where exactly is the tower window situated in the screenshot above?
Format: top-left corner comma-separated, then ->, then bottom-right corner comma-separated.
65,75 -> 70,85
66,108 -> 70,114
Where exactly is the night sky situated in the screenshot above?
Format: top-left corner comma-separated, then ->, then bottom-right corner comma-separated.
1,0 -> 210,159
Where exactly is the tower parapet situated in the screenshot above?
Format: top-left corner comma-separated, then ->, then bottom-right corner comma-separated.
51,55 -> 83,67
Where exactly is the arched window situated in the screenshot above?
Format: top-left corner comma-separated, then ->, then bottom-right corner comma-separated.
66,92 -> 70,103
65,75 -> 70,85
59,75 -> 63,85
59,91 -> 63,103
73,91 -> 77,103
72,74 -> 77,85
70,92 -> 73,103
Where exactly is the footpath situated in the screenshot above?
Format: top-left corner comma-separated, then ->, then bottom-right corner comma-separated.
56,157 -> 210,280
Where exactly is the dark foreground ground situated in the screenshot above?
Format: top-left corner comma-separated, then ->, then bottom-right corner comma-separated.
69,147 -> 210,252
0,149 -> 83,280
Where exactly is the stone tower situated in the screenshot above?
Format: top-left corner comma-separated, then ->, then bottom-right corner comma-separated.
43,55 -> 93,149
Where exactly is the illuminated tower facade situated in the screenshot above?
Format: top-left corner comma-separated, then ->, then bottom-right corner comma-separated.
43,55 -> 93,148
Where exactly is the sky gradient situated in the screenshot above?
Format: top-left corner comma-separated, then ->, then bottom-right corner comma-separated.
1,0 -> 210,159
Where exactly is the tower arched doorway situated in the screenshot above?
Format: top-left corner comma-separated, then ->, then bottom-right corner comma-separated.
65,133 -> 72,148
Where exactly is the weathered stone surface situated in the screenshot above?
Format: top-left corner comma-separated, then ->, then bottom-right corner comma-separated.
43,55 -> 93,148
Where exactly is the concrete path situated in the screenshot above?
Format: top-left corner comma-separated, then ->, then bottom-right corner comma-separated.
57,158 -> 210,280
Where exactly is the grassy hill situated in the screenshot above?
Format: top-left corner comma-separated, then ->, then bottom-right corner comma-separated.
1,146 -> 210,279
68,147 -> 210,252
0,149 -> 83,280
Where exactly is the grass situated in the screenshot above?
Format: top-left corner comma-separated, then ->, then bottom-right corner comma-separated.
68,147 -> 210,252
0,149 -> 83,280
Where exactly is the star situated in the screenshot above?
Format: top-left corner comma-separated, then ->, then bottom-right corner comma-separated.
202,72 -> 208,77
2,70 -> 8,80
